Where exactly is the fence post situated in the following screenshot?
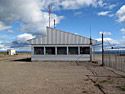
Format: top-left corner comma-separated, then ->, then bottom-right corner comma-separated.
101,33 -> 104,66
90,38 -> 92,62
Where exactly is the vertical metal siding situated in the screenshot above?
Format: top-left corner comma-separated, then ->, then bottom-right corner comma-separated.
28,27 -> 97,45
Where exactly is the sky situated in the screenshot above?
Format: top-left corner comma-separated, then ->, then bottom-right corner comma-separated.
0,0 -> 125,51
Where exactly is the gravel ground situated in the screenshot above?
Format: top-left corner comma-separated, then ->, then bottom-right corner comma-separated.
0,54 -> 125,94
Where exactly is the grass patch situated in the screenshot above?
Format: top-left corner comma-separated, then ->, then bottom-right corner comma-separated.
109,79 -> 114,84
116,86 -> 125,91
99,80 -> 107,83
95,84 -> 103,88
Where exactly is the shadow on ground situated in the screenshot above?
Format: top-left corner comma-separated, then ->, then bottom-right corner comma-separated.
12,58 -> 31,62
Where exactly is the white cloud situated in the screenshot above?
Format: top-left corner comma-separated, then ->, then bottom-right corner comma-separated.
96,38 -> 125,51
8,30 -> 14,33
96,38 -> 119,44
61,0 -> 97,9
0,22 -> 12,31
120,28 -> 125,34
0,33 -> 35,51
108,4 -> 117,10
0,0 -> 109,35
123,36 -> 125,39
16,33 -> 35,43
74,11 -> 83,16
39,0 -> 107,10
97,0 -> 107,7
0,44 -> 4,48
108,14 -> 114,17
97,11 -> 111,16
116,5 -> 125,23
99,32 -> 112,35
0,0 -> 64,35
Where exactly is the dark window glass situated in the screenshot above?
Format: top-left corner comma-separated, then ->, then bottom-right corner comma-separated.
46,47 -> 55,55
57,47 -> 67,55
69,47 -> 78,55
34,47 -> 44,55
80,47 -> 90,54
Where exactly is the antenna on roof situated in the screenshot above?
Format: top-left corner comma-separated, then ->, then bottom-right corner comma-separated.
54,14 -> 56,28
90,26 -> 92,45
90,26 -> 91,39
49,4 -> 51,27
90,26 -> 92,62
54,19 -> 56,28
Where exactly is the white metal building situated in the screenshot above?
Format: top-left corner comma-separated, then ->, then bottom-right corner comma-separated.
27,27 -> 97,61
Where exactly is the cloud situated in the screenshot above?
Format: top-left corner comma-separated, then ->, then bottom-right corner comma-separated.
123,36 -> 125,39
0,35 -> 7,40
0,0 -> 64,35
96,38 -> 119,45
108,14 -> 114,17
0,0 -> 110,35
96,38 -> 125,51
99,32 -> 112,35
0,22 -> 12,31
8,30 -> 14,33
61,0 -> 98,9
104,4 -> 117,10
116,5 -> 125,23
97,11 -> 111,16
108,4 -> 117,10
97,0 -> 107,7
74,11 -> 83,16
120,28 -> 125,34
40,0 -> 106,10
15,33 -> 35,43
0,33 -> 35,51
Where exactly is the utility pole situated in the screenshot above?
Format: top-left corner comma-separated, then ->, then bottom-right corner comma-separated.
102,33 -> 104,66
90,26 -> 92,62
90,37 -> 92,62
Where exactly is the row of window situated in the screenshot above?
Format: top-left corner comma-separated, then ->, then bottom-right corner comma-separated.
34,47 -> 90,55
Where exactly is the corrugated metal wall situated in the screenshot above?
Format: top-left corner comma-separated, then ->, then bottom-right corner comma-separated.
27,27 -> 97,45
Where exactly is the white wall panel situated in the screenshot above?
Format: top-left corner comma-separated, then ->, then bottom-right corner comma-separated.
27,27 -> 97,45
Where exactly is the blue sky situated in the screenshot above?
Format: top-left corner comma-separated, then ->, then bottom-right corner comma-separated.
0,0 -> 125,51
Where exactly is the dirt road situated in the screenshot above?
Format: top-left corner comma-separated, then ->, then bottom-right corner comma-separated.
0,55 -> 125,94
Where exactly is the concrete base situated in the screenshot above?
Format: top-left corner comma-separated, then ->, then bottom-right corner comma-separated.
32,55 -> 90,61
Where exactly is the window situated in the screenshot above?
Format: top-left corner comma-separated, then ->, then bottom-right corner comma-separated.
46,47 -> 55,55
69,47 -> 78,55
80,47 -> 90,54
34,47 -> 44,55
57,47 -> 67,55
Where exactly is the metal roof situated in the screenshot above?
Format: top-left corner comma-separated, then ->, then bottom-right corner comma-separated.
27,27 -> 97,45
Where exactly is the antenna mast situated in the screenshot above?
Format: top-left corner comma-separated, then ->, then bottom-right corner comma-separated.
54,19 -> 55,28
90,26 -> 92,44
49,4 -> 51,27
90,26 -> 92,62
